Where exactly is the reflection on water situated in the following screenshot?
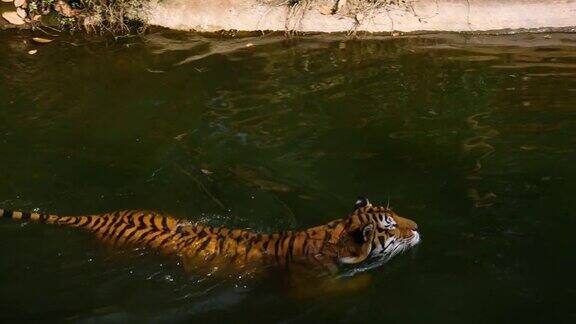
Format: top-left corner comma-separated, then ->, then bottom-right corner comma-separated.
1,30 -> 575,322
463,112 -> 499,207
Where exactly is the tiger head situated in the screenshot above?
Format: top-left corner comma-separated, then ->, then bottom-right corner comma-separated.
334,197 -> 420,265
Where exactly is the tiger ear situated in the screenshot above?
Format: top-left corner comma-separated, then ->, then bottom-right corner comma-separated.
352,224 -> 374,244
353,197 -> 371,211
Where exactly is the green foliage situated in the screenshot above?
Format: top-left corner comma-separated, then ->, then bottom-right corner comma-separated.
25,0 -> 147,34
58,16 -> 77,31
78,0 -> 148,34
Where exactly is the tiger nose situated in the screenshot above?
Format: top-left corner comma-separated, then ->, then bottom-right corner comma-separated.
396,215 -> 418,231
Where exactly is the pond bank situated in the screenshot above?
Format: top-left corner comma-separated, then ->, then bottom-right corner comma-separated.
2,0 -> 576,34
147,0 -> 576,33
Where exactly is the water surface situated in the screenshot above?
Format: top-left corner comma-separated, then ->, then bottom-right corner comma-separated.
1,30 -> 575,322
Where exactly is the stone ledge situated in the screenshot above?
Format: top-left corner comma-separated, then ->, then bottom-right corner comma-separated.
144,0 -> 576,33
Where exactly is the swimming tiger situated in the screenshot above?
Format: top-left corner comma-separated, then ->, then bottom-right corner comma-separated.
1,198 -> 420,275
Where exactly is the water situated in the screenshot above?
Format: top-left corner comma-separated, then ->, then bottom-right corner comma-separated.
1,29 -> 575,322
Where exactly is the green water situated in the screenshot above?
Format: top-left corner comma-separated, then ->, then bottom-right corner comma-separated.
1,29 -> 575,322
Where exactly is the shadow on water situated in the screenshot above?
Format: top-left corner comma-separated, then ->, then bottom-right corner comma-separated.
0,29 -> 575,322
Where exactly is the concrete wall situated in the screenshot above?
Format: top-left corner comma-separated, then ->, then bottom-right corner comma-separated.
145,0 -> 576,33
